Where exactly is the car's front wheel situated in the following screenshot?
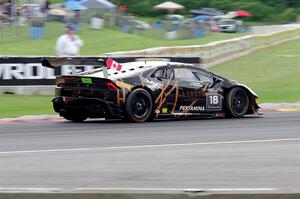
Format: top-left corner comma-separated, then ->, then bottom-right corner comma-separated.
226,87 -> 249,118
125,88 -> 153,123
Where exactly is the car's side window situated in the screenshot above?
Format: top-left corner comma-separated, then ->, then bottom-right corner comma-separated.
154,68 -> 165,79
152,67 -> 173,79
174,68 -> 198,81
194,70 -> 213,85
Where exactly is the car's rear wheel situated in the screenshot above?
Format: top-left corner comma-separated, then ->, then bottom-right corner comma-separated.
226,87 -> 249,118
125,88 -> 153,123
61,111 -> 88,122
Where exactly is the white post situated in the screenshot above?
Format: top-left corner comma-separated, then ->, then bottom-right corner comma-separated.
98,59 -> 108,78
103,66 -> 109,78
71,65 -> 77,75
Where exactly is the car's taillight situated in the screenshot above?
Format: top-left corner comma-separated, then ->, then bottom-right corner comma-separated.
106,82 -> 119,89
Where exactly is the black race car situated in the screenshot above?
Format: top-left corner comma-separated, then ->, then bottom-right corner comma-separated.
42,57 -> 261,123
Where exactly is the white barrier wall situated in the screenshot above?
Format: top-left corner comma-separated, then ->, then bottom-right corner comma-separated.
105,26 -> 300,68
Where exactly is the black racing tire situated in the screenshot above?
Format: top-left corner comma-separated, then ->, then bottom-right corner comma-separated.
61,111 -> 88,122
125,88 -> 153,123
226,87 -> 250,118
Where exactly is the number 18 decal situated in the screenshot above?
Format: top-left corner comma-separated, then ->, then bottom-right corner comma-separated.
206,95 -> 222,110
209,95 -> 219,104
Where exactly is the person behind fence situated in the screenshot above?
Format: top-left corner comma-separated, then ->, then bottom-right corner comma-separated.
55,25 -> 83,56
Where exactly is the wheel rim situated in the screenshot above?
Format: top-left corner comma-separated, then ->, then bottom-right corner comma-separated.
131,92 -> 150,119
232,90 -> 248,115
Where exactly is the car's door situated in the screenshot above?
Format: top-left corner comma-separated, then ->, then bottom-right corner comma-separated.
171,67 -> 207,113
150,66 -> 177,115
193,69 -> 222,112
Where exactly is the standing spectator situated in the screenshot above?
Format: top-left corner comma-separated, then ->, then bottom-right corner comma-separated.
18,7 -> 26,26
43,0 -> 50,19
0,1 -> 5,26
45,0 -> 50,11
4,0 -> 12,17
3,0 -> 12,24
55,25 -> 83,56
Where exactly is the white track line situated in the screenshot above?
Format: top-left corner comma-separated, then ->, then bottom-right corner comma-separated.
0,188 -> 63,192
0,187 -> 278,192
1,138 -> 299,155
74,187 -> 278,192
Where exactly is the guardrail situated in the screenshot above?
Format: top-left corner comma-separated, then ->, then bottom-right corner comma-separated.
105,26 -> 300,68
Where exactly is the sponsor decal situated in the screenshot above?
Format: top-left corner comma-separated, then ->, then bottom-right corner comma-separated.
162,107 -> 168,113
179,106 -> 205,111
0,64 -> 97,80
190,81 -> 203,87
0,63 -> 55,80
116,81 -> 132,90
179,90 -> 206,98
206,94 -> 222,110
144,78 -> 163,89
81,77 -> 92,84
0,63 -> 99,85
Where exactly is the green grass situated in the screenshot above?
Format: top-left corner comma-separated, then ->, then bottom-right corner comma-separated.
1,36 -> 299,118
0,94 -> 55,118
0,22 -> 245,55
210,39 -> 300,103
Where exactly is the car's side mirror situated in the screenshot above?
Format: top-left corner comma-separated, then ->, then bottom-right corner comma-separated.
213,77 -> 221,84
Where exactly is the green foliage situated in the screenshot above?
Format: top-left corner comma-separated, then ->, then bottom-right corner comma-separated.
113,0 -> 300,23
25,0 -> 299,23
279,8 -> 299,22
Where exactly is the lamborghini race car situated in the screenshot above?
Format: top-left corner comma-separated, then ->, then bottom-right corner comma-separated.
42,57 -> 260,123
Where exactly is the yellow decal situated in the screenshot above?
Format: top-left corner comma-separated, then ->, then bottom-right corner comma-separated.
255,98 -> 260,104
162,107 -> 168,113
116,81 -> 132,91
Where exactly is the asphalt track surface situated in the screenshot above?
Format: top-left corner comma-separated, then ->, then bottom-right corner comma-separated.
0,111 -> 300,192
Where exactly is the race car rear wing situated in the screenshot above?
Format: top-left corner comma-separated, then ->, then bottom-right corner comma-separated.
41,57 -> 106,76
41,56 -> 200,67
41,57 -> 106,69
41,56 -> 201,77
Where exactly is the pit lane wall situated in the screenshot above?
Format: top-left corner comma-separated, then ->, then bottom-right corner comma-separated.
0,26 -> 299,95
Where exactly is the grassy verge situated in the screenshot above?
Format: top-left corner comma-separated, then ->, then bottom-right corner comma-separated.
0,94 -> 55,118
0,22 -> 245,55
210,39 -> 300,103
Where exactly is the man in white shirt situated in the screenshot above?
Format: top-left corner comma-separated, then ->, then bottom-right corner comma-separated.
55,25 -> 83,56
